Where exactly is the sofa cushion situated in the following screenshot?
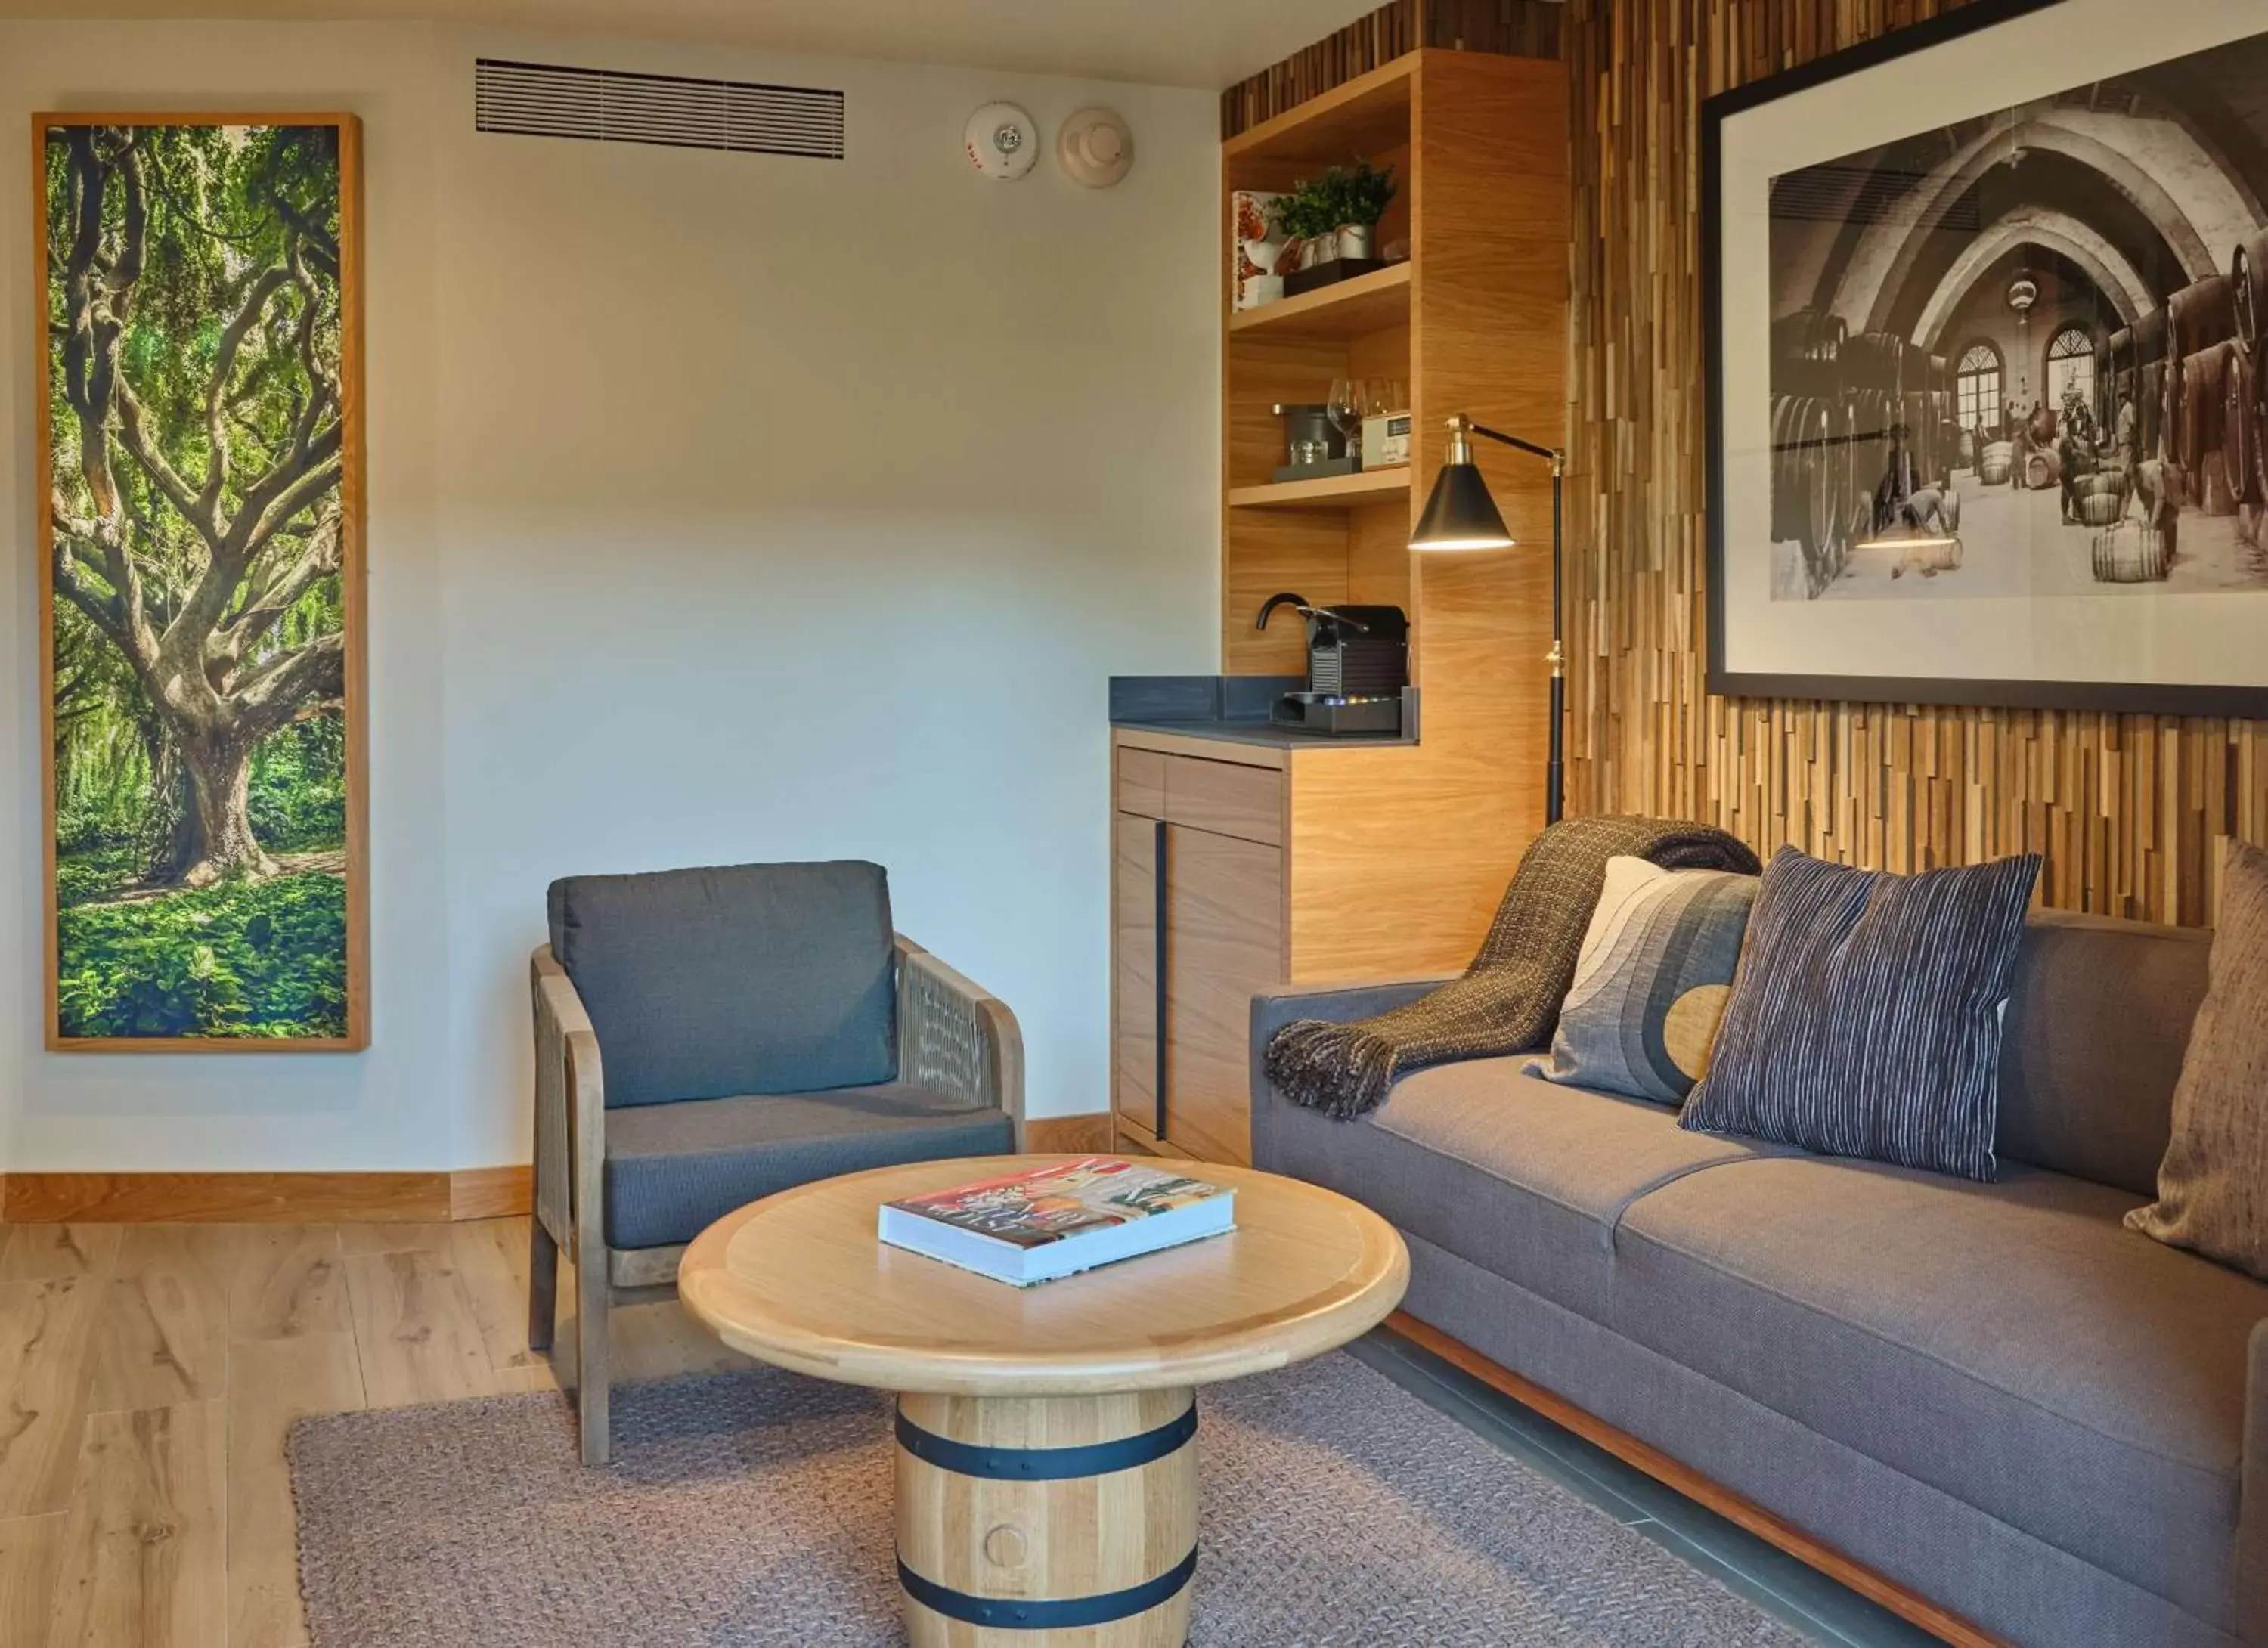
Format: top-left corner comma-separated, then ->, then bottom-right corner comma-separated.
549,860 -> 897,1107
1997,908 -> 2208,1197
1253,1058 -> 1777,1321
603,1083 -> 1012,1249
1610,1153 -> 2268,1625
1680,847 -> 2040,1182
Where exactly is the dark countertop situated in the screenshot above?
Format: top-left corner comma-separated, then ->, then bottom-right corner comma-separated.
1112,717 -> 1414,750
1108,675 -> 1418,750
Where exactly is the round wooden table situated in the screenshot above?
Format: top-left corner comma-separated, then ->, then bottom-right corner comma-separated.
678,1156 -> 1408,1647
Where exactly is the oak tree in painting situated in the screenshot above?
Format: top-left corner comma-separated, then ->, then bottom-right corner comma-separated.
45,122 -> 354,1040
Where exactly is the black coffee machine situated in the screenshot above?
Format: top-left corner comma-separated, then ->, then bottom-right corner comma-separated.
1255,592 -> 1408,735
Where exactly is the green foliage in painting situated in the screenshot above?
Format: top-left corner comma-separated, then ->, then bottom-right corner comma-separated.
45,121 -> 353,1042
56,873 -> 348,1039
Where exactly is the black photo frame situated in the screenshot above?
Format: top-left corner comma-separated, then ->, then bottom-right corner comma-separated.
1701,0 -> 2268,718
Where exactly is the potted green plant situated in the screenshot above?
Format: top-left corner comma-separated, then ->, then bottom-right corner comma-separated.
1269,162 -> 1396,265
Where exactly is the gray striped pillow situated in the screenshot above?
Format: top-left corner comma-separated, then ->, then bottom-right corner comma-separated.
1678,847 -> 2041,1181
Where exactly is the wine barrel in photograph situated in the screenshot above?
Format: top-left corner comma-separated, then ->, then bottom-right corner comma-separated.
2077,491 -> 2124,528
896,1389 -> 1198,1646
2179,345 -> 2230,487
1795,397 -> 1837,554
1842,330 -> 1912,397
1771,307 -> 1848,363
1770,396 -> 1802,541
2168,274 -> 2239,361
2225,340 -> 2260,505
2025,449 -> 2062,491
1980,439 -> 2015,485
2093,522 -> 2170,583
2235,230 -> 2268,348
2133,307 -> 2169,367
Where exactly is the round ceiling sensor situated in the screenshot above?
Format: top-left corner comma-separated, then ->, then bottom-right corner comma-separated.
1058,107 -> 1133,188
965,102 -> 1039,181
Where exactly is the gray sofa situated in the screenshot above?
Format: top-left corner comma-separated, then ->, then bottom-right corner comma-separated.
1251,908 -> 2267,1648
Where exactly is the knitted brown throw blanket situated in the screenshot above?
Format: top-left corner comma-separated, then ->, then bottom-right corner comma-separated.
1264,816 -> 1761,1118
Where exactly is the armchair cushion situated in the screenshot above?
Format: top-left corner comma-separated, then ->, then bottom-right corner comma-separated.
548,860 -> 897,1106
601,1083 -> 1014,1248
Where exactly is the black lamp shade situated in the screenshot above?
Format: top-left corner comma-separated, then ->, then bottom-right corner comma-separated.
1410,460 -> 1515,551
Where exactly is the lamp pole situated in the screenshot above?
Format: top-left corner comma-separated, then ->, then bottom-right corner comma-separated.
1411,416 -> 1566,826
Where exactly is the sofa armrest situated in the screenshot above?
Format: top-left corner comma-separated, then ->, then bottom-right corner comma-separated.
530,946 -> 607,1263
895,934 -> 1027,1149
1247,974 -> 1456,1145
1250,975 -> 1457,1056
2245,1318 -> 2268,1643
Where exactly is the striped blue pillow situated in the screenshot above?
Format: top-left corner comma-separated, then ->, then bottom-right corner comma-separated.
1678,847 -> 2041,1182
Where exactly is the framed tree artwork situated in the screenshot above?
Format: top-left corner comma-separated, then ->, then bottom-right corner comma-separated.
1703,0 -> 2268,717
36,113 -> 367,1049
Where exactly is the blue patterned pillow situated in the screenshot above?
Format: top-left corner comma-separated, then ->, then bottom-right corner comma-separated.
1678,847 -> 2041,1182
1532,857 -> 1758,1106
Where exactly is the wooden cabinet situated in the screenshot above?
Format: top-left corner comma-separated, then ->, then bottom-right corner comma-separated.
1160,826 -> 1281,1166
1108,47 -> 1566,1166
1111,813 -> 1162,1138
1111,737 -> 1287,1165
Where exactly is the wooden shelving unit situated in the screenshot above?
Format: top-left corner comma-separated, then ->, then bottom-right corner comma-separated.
1226,263 -> 1411,339
1111,47 -> 1570,1167
1228,469 -> 1411,510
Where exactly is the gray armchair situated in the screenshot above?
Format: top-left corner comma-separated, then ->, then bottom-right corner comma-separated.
528,860 -> 1024,1464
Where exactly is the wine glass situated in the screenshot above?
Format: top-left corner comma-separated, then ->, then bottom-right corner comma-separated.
1326,376 -> 1364,466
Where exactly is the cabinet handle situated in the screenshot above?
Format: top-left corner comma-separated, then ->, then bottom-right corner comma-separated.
1153,819 -> 1168,1139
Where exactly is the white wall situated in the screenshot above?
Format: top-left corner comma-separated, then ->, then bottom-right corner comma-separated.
0,21 -> 1221,1172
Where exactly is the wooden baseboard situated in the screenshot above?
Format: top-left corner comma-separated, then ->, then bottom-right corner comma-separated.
2,1166 -> 534,1224
1025,1112 -> 1117,1154
446,1166 -> 535,1220
1385,1312 -> 2004,1648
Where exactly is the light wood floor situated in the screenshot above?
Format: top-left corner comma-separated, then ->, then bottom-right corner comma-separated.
0,1216 -> 748,1648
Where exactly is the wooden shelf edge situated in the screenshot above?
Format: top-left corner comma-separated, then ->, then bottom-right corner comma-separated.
1229,263 -> 1411,338
1223,52 -> 1418,160
1228,469 -> 1411,510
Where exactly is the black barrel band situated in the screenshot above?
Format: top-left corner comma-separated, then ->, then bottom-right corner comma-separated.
894,1402 -> 1195,1480
897,1546 -> 1197,1631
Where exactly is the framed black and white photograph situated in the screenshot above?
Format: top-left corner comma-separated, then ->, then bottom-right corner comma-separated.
1704,0 -> 2268,715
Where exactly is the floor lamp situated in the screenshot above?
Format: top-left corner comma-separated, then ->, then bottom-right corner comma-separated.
1408,414 -> 1566,826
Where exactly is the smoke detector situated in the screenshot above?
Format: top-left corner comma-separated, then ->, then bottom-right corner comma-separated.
1058,107 -> 1132,188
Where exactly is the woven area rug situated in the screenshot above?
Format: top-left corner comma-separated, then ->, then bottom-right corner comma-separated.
290,1351 -> 1808,1646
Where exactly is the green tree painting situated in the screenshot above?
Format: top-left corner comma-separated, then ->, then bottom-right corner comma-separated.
42,119 -> 362,1044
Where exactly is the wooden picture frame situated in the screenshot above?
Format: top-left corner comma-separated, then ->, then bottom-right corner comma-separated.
1702,0 -> 2268,717
35,113 -> 367,1051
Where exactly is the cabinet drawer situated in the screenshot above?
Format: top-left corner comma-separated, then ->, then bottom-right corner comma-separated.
1114,747 -> 1167,819
1163,755 -> 1281,847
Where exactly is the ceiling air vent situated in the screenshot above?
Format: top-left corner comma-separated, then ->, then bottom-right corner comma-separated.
475,58 -> 845,160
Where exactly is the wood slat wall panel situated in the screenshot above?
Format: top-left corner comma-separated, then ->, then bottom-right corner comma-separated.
1219,0 -> 1563,137
1562,0 -> 2266,928
1228,0 -> 2268,928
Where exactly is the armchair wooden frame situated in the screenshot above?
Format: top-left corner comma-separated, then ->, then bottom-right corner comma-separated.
528,934 -> 1026,1464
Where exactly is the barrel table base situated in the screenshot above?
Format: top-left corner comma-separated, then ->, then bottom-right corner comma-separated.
895,1388 -> 1198,1646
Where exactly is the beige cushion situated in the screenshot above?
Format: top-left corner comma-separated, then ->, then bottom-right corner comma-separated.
2127,838 -> 2268,1280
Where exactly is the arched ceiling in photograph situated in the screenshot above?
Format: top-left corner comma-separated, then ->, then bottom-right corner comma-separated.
1785,73 -> 2266,340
